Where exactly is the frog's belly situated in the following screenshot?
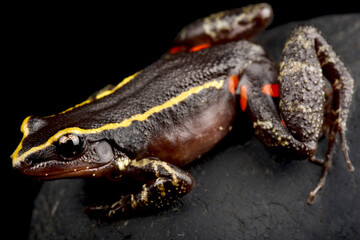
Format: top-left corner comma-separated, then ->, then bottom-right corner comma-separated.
142,89 -> 236,166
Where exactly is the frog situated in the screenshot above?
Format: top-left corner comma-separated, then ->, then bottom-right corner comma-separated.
11,3 -> 355,217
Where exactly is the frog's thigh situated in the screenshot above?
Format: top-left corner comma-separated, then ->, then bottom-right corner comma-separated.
279,26 -> 326,145
172,3 -> 273,48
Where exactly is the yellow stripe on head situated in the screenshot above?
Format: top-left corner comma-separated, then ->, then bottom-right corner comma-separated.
11,116 -> 31,162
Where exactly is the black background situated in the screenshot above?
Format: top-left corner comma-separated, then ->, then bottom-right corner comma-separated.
4,1 -> 358,239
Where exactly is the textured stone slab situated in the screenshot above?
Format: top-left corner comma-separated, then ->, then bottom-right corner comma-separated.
30,14 -> 360,240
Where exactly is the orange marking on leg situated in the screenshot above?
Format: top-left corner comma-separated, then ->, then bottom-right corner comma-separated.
261,83 -> 279,97
228,75 -> 239,95
189,43 -> 211,52
169,45 -> 187,54
240,85 -> 248,112
281,119 -> 286,127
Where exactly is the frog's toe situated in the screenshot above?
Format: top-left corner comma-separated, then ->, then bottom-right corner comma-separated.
309,156 -> 325,165
84,195 -> 132,218
84,204 -> 112,218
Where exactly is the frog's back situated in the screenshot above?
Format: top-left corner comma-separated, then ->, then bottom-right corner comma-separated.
46,41 -> 263,124
18,41 -> 266,166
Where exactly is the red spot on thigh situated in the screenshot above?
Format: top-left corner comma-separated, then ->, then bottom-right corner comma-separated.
189,43 -> 211,52
228,75 -> 239,95
240,85 -> 248,112
261,83 -> 279,97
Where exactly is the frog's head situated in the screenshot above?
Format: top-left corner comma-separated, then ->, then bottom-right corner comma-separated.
11,115 -> 121,180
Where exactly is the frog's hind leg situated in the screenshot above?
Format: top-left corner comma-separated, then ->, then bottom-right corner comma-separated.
279,25 -> 354,204
169,3 -> 273,54
315,32 -> 354,172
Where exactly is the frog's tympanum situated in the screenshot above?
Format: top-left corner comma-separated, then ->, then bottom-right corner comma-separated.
11,3 -> 355,217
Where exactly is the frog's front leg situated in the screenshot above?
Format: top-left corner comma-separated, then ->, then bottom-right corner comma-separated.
88,157 -> 194,218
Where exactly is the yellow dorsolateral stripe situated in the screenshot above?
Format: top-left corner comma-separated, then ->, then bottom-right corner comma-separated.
46,72 -> 139,117
12,79 -> 224,166
93,72 -> 139,100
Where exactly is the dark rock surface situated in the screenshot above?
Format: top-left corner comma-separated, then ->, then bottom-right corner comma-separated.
29,14 -> 360,240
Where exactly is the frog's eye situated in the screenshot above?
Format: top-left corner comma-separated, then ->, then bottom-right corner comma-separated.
57,133 -> 84,159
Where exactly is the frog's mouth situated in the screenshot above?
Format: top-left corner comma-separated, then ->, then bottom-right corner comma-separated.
13,158 -> 117,180
13,140 -> 124,180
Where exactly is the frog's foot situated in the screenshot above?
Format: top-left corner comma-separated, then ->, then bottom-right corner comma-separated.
308,115 -> 354,204
87,158 -> 194,218
279,25 -> 354,203
307,153 -> 333,204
